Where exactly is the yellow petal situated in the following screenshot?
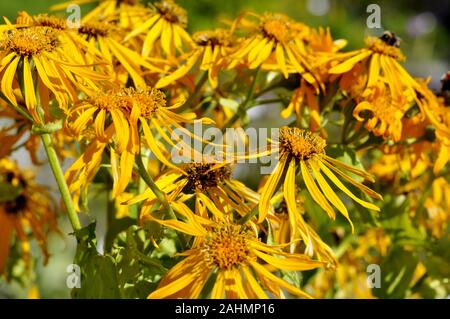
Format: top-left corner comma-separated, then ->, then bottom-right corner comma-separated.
141,119 -> 184,173
125,14 -> 160,40
322,159 -> 382,200
310,161 -> 354,232
367,53 -> 380,88
284,159 -> 299,241
142,19 -> 164,56
211,271 -> 225,299
328,50 -> 372,74
249,260 -> 312,299
242,266 -> 268,299
161,20 -> 173,56
275,43 -> 288,78
148,269 -> 198,299
300,160 -> 335,219
319,161 -> 380,210
258,157 -> 287,223
253,249 -> 324,271
1,56 -> 19,105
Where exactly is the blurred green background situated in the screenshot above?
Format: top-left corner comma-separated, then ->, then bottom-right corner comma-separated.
0,0 -> 448,298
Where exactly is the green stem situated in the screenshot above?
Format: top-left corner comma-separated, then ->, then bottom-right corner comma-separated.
222,67 -> 261,132
135,152 -> 176,220
238,206 -> 258,226
178,71 -> 208,113
135,152 -> 188,249
41,133 -> 81,231
0,93 -> 33,122
252,79 -> 284,99
248,98 -> 285,107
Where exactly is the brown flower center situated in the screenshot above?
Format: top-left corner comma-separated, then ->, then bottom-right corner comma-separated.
4,195 -> 27,215
34,14 -> 67,30
78,21 -> 111,38
154,0 -> 187,27
365,36 -> 405,60
193,29 -> 232,47
184,163 -> 231,192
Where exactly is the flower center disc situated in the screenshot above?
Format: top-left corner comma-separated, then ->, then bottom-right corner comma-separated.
261,15 -> 291,43
184,163 -> 231,192
4,26 -> 58,56
279,127 -> 326,160
204,225 -> 250,270
155,0 -> 187,27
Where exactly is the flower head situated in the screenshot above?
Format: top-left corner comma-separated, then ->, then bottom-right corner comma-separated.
125,0 -> 193,57
0,21 -> 108,122
147,216 -> 324,298
156,28 -> 233,88
0,159 -> 58,273
65,86 -> 212,208
259,127 -> 381,232
228,13 -> 318,85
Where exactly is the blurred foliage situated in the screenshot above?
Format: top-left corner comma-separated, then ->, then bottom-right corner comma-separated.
0,0 -> 449,299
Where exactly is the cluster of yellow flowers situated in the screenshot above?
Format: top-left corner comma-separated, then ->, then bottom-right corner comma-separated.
0,0 -> 448,298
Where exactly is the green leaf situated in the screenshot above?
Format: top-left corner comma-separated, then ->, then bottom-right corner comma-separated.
325,144 -> 366,183
420,229 -> 450,280
219,98 -> 239,112
104,217 -> 136,252
73,254 -> 121,298
0,183 -> 22,202
379,195 -> 425,246
71,222 -> 121,298
373,246 -> 418,299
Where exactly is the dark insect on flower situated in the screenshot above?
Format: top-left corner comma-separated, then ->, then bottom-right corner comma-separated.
379,31 -> 401,48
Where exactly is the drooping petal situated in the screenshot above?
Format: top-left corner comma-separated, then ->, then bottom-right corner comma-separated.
300,160 -> 335,219
259,157 -> 287,223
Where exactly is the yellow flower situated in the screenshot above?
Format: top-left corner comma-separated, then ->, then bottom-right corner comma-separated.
76,19 -> 163,88
281,79 -> 322,133
352,82 -> 410,141
424,177 -> 450,238
156,28 -> 234,88
369,153 -> 429,188
51,0 -> 149,30
19,13 -> 106,68
0,91 -> 75,164
421,89 -> 450,174
125,0 -> 193,57
388,77 -> 450,175
259,127 -> 382,232
0,158 -> 58,273
0,22 -> 108,122
0,103 -> 29,159
329,32 -> 433,140
267,192 -> 337,267
65,87 -> 212,208
126,161 -> 260,221
281,27 -> 347,129
228,13 -> 318,86
147,218 -> 324,298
